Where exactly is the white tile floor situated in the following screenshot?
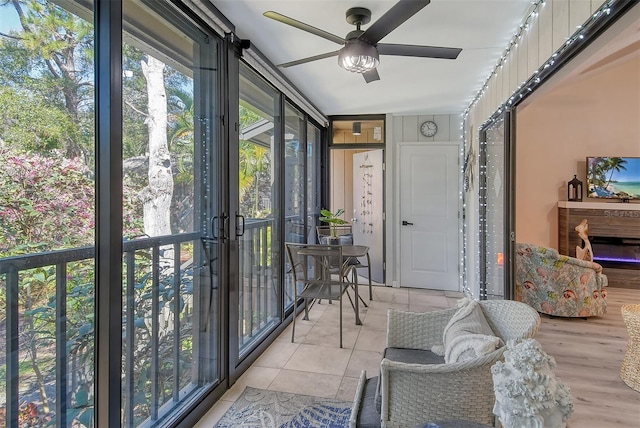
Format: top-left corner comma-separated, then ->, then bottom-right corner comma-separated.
194,284 -> 462,427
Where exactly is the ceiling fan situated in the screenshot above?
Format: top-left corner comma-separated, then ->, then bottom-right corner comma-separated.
264,0 -> 462,83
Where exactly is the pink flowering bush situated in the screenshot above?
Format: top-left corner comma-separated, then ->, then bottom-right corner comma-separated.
0,147 -> 146,256
0,147 -> 94,256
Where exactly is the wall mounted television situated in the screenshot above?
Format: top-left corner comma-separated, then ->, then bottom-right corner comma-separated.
587,157 -> 640,200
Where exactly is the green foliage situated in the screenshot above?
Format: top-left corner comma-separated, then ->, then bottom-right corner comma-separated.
121,251 -> 195,424
239,140 -> 271,218
238,105 -> 273,218
0,86 -> 80,151
588,157 -> 628,188
122,43 -> 149,159
0,0 -> 95,158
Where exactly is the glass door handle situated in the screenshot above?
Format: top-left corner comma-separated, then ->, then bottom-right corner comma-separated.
211,213 -> 229,241
235,214 -> 245,237
210,216 -> 218,239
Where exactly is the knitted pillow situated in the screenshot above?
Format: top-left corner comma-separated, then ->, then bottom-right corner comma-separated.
432,298 -> 503,363
445,333 -> 502,363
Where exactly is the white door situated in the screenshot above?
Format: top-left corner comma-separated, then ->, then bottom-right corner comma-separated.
399,144 -> 459,290
353,150 -> 384,283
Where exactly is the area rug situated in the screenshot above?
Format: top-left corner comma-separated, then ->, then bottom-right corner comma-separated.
214,387 -> 352,427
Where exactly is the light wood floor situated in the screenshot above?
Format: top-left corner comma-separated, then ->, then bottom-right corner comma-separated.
535,287 -> 640,427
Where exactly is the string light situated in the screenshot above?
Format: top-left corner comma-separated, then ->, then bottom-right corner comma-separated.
463,0 -> 617,120
459,114 -> 472,298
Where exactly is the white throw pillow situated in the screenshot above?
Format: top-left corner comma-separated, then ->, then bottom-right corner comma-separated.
438,298 -> 503,363
443,298 -> 495,344
445,333 -> 502,364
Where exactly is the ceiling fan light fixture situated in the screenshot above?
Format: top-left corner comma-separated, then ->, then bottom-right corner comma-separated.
338,40 -> 379,73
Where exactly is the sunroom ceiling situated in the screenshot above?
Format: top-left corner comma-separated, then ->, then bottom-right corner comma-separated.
211,0 -> 534,116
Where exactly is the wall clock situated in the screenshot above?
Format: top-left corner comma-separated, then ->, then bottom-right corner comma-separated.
420,120 -> 438,137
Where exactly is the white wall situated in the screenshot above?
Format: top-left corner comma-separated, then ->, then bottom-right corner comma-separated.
516,54 -> 640,248
385,114 -> 463,288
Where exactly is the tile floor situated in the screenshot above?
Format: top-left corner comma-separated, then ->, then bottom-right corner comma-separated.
194,285 -> 463,426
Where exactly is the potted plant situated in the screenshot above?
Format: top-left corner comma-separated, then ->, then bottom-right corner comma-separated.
319,208 -> 349,244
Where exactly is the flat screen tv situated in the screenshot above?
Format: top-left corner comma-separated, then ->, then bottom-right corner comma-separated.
587,157 -> 640,200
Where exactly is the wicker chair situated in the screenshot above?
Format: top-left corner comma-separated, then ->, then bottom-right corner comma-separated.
350,300 -> 541,428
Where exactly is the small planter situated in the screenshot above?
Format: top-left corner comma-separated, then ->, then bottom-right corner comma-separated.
320,236 -> 341,245
328,237 -> 341,245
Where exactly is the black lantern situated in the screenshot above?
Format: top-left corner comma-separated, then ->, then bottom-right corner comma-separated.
568,175 -> 583,201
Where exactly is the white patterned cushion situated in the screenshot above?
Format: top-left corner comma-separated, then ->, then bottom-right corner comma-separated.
440,299 -> 503,363
445,333 -> 502,363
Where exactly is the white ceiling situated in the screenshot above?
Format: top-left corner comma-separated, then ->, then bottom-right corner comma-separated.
211,0 -> 534,116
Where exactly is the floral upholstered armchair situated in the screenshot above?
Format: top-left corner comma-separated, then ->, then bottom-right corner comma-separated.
515,243 -> 608,317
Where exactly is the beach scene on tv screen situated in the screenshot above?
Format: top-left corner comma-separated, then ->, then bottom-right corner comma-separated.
587,157 -> 640,199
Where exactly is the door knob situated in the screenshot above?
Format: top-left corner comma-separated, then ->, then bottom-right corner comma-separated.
402,220 -> 414,226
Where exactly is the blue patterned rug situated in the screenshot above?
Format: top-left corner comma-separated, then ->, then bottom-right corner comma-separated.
214,387 -> 352,427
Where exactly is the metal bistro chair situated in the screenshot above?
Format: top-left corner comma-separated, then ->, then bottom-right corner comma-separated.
285,243 -> 351,348
316,224 -> 373,302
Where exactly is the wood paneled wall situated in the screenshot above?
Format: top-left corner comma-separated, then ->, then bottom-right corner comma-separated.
391,114 -> 462,144
467,0 -> 607,126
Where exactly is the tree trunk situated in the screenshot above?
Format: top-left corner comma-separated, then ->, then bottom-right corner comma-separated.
139,55 -> 173,239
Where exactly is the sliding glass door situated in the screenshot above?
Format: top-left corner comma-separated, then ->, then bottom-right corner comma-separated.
233,64 -> 282,370
479,112 -> 512,299
120,1 -> 225,425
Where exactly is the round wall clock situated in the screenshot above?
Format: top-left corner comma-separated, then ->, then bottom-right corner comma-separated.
420,120 -> 438,137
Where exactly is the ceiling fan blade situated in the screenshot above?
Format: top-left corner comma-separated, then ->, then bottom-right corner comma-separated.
359,0 -> 431,45
378,43 -> 462,59
363,68 -> 380,83
264,11 -> 345,45
278,50 -> 341,68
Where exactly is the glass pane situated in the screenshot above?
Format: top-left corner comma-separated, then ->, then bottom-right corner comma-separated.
284,103 -> 305,245
484,119 -> 505,298
238,64 -> 280,356
283,104 -> 305,310
121,0 -> 219,425
307,125 -> 322,245
332,119 -> 384,144
0,1 -> 96,426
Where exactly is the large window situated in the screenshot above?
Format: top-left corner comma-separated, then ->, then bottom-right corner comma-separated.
331,118 -> 384,145
0,1 -> 96,426
0,0 -> 223,426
